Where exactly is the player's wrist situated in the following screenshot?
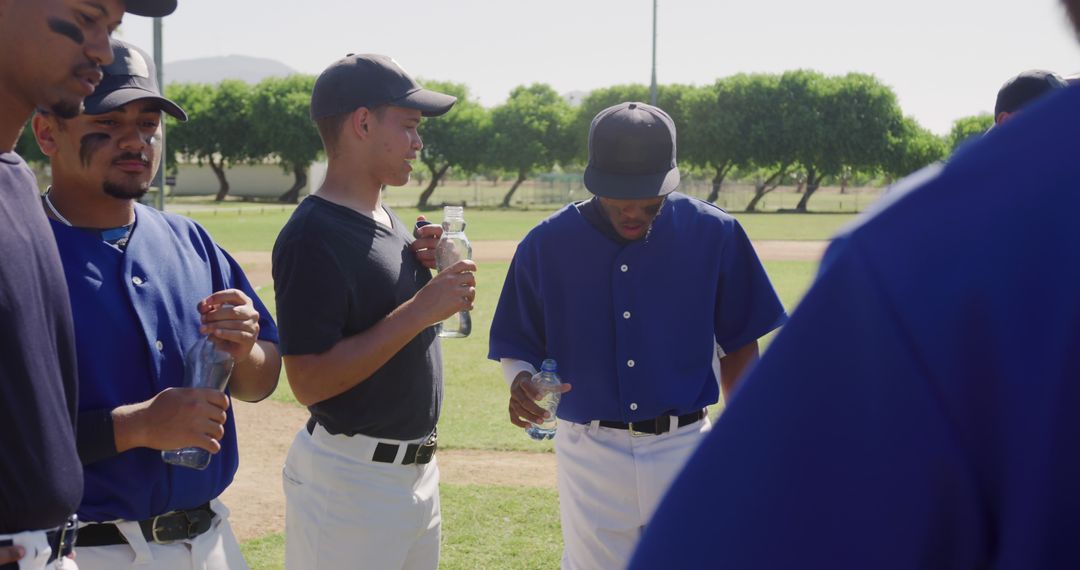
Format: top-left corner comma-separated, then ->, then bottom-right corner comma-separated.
111,402 -> 148,452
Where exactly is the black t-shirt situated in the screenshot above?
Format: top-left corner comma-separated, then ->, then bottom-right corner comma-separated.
0,152 -> 82,533
272,196 -> 442,440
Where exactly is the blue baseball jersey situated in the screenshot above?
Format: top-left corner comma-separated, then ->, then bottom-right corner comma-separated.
489,192 -> 787,423
51,203 -> 278,522
631,86 -> 1080,568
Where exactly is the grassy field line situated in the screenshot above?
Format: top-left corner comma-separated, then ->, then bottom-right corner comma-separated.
231,239 -> 828,289
221,400 -> 557,542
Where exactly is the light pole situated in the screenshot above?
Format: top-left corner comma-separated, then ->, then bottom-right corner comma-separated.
649,0 -> 658,106
152,17 -> 166,211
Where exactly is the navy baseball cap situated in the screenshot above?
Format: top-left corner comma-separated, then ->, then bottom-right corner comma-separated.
84,38 -> 187,121
310,54 -> 457,120
995,70 -> 1067,116
124,0 -> 178,17
583,102 -> 680,200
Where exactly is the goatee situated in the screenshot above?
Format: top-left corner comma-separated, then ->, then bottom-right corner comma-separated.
103,181 -> 149,200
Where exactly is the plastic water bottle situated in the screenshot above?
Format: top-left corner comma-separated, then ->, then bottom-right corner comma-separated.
435,205 -> 472,338
162,335 -> 234,470
526,359 -> 562,440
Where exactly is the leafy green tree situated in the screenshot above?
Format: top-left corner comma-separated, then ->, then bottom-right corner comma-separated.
884,116 -> 948,181
489,84 -> 574,208
679,74 -> 797,210
167,80 -> 254,201
414,81 -> 490,209
947,114 -> 993,154
792,72 -> 904,212
248,75 -> 321,203
679,82 -> 736,203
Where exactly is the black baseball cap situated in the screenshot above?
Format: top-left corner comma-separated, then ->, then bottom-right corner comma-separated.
583,102 -> 680,200
995,70 -> 1067,116
310,54 -> 457,120
84,38 -> 187,121
124,0 -> 178,17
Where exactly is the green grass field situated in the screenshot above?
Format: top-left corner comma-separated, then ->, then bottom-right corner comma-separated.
194,205 -> 828,568
183,203 -> 856,253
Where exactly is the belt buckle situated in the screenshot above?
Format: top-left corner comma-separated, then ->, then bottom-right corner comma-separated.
150,513 -> 178,545
150,508 -> 212,544
628,422 -> 651,437
415,431 -> 438,464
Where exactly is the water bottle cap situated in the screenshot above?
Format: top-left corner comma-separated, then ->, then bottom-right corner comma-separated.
443,205 -> 464,220
540,359 -> 557,372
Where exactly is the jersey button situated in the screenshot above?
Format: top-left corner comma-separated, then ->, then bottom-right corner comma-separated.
630,403 -> 638,411
623,311 -> 631,319
620,264 -> 629,272
155,340 -> 164,352
627,359 -> 635,368
132,276 -> 144,286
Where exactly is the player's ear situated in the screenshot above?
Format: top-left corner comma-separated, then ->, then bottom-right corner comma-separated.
31,113 -> 61,157
351,107 -> 372,138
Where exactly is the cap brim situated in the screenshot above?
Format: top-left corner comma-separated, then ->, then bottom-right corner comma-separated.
124,0 -> 178,17
85,88 -> 188,121
392,88 -> 458,117
583,166 -> 680,199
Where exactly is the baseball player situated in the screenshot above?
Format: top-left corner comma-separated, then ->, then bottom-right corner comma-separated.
993,69 -> 1067,126
489,102 -> 788,569
31,38 -> 280,569
0,1 -> 175,568
273,54 -> 474,570
631,1 -> 1080,566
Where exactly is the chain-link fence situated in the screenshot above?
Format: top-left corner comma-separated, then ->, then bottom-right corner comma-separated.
382,175 -> 884,213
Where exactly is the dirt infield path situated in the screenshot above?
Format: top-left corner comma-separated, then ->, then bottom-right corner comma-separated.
220,400 -> 557,542
233,239 -> 827,290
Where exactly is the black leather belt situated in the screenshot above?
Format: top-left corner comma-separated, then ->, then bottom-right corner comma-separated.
598,409 -> 706,436
373,430 -> 438,465
306,419 -> 438,465
75,503 -> 214,547
0,514 -> 77,566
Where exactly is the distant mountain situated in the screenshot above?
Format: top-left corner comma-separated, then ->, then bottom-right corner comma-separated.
164,55 -> 299,85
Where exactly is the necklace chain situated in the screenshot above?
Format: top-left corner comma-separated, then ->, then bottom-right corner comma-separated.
42,187 -> 73,227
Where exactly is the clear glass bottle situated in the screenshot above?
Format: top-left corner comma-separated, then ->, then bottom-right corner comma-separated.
526,359 -> 562,440
162,335 -> 234,470
435,205 -> 472,338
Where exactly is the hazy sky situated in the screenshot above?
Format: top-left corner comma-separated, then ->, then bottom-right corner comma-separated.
120,0 -> 1080,135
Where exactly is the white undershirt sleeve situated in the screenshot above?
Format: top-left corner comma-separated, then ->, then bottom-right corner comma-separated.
501,358 -> 538,388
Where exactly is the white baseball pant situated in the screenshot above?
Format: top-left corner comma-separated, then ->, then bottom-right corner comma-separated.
283,424 -> 440,570
554,415 -> 711,570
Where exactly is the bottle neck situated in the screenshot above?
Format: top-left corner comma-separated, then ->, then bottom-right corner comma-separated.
442,220 -> 466,233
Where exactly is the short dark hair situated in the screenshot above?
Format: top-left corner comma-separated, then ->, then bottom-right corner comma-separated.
315,112 -> 350,156
314,105 -> 389,156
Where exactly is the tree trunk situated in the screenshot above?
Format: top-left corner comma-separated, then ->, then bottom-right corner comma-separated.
705,163 -> 731,203
417,163 -> 451,209
210,157 -> 230,202
745,167 -> 787,212
499,171 -> 528,208
795,168 -> 820,212
277,165 -> 308,204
